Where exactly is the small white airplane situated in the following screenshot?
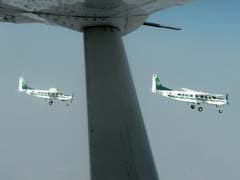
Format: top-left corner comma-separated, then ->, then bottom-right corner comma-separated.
19,77 -> 73,106
152,74 -> 229,113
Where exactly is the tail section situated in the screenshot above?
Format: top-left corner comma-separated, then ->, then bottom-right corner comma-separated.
19,77 -> 33,92
152,74 -> 172,93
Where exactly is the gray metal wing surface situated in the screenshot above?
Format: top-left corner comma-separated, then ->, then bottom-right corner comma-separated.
0,0 -> 194,33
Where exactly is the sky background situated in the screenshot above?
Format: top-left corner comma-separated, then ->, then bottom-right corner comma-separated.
0,0 -> 239,180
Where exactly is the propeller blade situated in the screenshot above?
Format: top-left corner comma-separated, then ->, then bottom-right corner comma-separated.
226,93 -> 230,105
71,93 -> 74,103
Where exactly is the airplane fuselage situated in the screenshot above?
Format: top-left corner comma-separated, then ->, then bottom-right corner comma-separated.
155,90 -> 227,107
25,89 -> 72,101
152,74 -> 229,113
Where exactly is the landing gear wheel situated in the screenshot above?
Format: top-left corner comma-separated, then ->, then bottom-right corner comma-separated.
198,107 -> 203,112
218,109 -> 223,114
49,100 -> 53,105
190,104 -> 196,109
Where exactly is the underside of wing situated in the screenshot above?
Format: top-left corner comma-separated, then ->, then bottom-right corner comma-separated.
0,0 -> 195,33
126,0 -> 195,14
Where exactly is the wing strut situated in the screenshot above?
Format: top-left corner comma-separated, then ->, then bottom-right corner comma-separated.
84,26 -> 159,180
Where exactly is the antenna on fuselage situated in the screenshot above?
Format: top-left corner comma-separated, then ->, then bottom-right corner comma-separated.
143,22 -> 181,31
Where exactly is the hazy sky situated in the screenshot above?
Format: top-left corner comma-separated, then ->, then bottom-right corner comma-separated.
0,0 -> 239,180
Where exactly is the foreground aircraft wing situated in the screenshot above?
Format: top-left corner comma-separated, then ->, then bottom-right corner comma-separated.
0,0 -> 195,13
131,0 -> 196,14
181,88 -> 224,96
0,0 -> 195,33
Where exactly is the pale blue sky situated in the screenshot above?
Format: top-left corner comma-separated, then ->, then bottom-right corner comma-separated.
0,0 -> 239,180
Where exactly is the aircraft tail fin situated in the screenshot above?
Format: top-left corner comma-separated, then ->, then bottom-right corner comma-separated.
19,77 -> 33,92
152,74 -> 172,93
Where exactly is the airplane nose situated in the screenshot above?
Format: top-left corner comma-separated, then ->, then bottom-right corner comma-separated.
71,93 -> 74,103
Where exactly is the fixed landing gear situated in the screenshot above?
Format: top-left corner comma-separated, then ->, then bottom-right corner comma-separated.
190,104 -> 203,112
49,100 -> 53,105
216,105 -> 224,114
191,104 -> 224,113
198,107 -> 203,112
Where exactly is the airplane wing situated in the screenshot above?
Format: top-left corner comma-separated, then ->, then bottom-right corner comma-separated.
129,0 -> 196,14
181,88 -> 198,92
0,0 -> 195,33
207,93 -> 225,97
0,0 -> 195,16
84,0 -> 195,12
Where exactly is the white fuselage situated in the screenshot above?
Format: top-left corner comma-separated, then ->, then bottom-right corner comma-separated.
24,88 -> 72,102
154,90 -> 227,107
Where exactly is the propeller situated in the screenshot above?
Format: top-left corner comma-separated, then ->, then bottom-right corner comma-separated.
71,93 -> 74,103
143,22 -> 181,31
226,93 -> 230,105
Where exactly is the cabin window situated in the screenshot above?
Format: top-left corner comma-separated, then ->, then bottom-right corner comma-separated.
200,95 -> 204,98
212,96 -> 216,99
178,93 -> 181,96
196,95 -> 199,98
190,95 -> 193,97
